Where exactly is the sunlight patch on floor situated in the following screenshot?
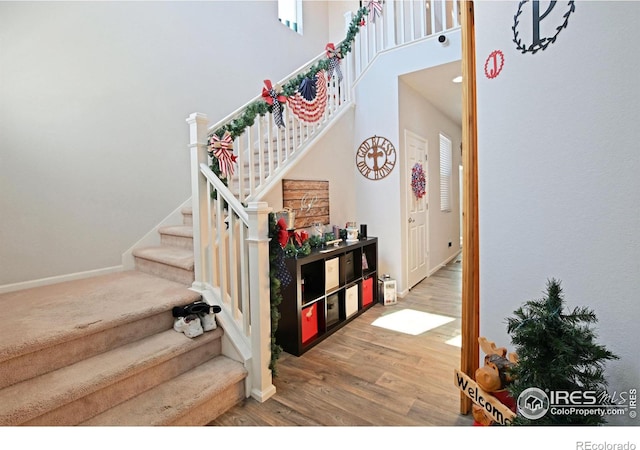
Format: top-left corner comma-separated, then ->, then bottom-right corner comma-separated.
371,309 -> 455,336
446,335 -> 462,347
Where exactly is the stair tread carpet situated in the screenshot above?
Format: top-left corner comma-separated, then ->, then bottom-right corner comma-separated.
0,327 -> 223,426
0,270 -> 201,364
81,355 -> 246,426
133,246 -> 194,270
158,225 -> 193,238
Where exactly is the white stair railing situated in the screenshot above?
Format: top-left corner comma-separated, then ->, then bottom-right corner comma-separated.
350,0 -> 460,80
217,52 -> 353,204
186,0 -> 460,405
187,113 -> 274,402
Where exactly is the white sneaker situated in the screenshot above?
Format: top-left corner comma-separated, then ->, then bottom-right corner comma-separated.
173,314 -> 203,338
200,312 -> 217,331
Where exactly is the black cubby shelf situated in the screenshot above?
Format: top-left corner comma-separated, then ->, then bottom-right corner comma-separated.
275,237 -> 378,356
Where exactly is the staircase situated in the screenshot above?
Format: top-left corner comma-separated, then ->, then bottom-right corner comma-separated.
0,0 -> 461,426
132,207 -> 196,285
0,208 -> 247,426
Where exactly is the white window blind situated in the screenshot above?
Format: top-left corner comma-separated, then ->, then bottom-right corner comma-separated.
439,133 -> 452,212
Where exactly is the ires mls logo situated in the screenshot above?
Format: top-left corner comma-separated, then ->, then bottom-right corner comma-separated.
513,1 -> 576,54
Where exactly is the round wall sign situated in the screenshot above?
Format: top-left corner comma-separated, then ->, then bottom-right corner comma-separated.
356,135 -> 396,180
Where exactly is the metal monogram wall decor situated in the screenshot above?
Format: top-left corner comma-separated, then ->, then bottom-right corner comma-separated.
485,50 -> 505,79
356,135 -> 396,180
513,0 -> 575,54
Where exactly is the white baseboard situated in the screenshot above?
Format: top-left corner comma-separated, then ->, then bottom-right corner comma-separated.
428,250 -> 462,277
0,265 -> 124,295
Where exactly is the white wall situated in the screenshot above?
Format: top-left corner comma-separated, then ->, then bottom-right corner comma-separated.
328,1 -> 361,44
475,1 -> 640,425
0,1 -> 330,286
353,30 -> 462,295
399,79 -> 462,282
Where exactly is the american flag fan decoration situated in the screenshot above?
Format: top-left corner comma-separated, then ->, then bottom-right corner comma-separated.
286,70 -> 328,124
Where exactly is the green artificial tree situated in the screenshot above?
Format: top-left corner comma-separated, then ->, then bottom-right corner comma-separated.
506,278 -> 618,425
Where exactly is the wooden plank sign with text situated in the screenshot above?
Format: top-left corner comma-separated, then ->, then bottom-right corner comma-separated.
282,179 -> 330,229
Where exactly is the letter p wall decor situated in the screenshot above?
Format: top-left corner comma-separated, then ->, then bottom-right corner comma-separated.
513,0 -> 575,54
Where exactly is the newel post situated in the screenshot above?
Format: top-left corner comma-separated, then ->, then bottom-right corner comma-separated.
246,201 -> 276,402
186,113 -> 209,290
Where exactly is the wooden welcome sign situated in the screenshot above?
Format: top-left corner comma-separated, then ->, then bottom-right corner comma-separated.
454,369 -> 516,425
282,179 -> 330,229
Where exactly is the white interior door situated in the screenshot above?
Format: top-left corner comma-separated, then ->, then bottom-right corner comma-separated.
406,130 -> 429,289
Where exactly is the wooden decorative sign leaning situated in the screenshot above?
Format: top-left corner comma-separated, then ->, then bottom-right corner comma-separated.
282,179 -> 330,229
454,336 -> 518,426
454,369 -> 516,426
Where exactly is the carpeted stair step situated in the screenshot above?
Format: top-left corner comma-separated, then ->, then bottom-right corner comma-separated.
0,271 -> 201,390
81,355 -> 247,426
133,246 -> 195,285
0,327 -> 224,426
159,225 -> 193,250
182,206 -> 193,226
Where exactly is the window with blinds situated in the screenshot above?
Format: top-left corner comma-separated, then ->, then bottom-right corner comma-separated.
439,133 -> 452,212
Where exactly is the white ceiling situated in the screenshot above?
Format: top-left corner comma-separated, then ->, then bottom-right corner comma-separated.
399,60 -> 462,128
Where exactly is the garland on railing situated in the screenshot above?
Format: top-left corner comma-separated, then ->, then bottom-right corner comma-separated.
268,212 -> 285,376
207,5 -> 373,181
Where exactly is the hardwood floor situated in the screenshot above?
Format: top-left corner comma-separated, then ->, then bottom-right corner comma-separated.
210,256 -> 473,426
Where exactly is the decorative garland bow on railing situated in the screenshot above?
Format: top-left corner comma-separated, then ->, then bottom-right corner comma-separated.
208,131 -> 237,178
366,0 -> 383,23
325,43 -> 343,83
261,80 -> 287,128
275,218 -> 293,286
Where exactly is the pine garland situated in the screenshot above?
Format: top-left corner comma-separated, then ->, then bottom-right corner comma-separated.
268,213 -> 284,376
506,279 -> 619,425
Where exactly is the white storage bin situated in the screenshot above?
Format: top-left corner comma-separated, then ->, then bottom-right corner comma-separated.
345,284 -> 359,318
325,257 -> 339,291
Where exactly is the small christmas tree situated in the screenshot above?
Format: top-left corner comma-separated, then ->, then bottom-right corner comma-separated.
506,278 -> 618,425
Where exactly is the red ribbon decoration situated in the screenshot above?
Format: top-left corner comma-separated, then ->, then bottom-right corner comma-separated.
277,218 -> 289,248
325,43 -> 342,60
294,230 -> 309,247
261,80 -> 286,128
325,43 -> 343,83
208,131 -> 237,179
261,80 -> 286,105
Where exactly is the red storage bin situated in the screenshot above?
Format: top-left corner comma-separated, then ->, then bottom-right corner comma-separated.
362,277 -> 374,307
301,303 -> 318,343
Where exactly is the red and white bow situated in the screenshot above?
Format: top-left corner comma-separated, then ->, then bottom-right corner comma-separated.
366,0 -> 383,22
208,131 -> 237,178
